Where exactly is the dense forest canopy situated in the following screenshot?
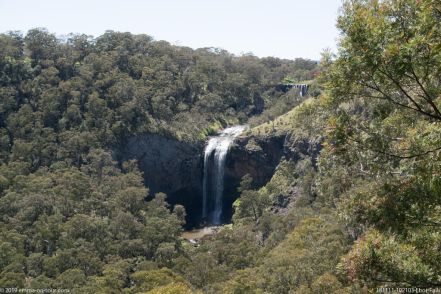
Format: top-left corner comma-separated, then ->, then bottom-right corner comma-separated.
0,28 -> 317,146
0,0 -> 440,293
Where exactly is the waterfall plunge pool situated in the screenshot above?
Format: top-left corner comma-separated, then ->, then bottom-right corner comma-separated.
182,226 -> 218,241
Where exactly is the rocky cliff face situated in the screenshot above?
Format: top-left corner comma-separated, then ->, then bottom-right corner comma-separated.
116,131 -> 321,227
225,133 -> 321,188
222,133 -> 322,218
118,134 -> 202,194
116,134 -> 204,227
225,135 -> 285,188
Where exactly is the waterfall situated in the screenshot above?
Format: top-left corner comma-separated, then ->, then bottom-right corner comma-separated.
299,84 -> 308,97
202,140 -> 217,219
292,84 -> 308,97
202,125 -> 247,225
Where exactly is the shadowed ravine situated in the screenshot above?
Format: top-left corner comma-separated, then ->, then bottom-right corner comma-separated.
118,128 -> 288,228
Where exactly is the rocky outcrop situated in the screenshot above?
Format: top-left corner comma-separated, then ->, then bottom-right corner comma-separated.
216,134 -> 283,220
225,135 -> 286,188
116,134 -> 204,227
222,132 -> 322,218
115,130 -> 321,227
117,134 -> 202,195
283,133 -> 322,167
225,133 -> 321,188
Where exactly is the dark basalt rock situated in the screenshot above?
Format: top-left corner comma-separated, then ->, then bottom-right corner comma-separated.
283,133 -> 322,168
225,134 -> 286,188
222,132 -> 322,218
115,131 -> 321,228
226,133 -> 322,189
225,132 -> 322,190
117,134 -> 202,194
219,134 -> 286,220
115,133 -> 204,228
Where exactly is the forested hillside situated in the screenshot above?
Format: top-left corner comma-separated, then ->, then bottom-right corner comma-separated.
0,26 -> 317,292
1,0 -> 440,293
0,28 -> 316,146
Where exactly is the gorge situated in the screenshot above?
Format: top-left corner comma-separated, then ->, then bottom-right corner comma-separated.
1,2 -> 438,290
117,126 -> 318,228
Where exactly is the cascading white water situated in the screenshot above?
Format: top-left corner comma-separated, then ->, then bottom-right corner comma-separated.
292,84 -> 308,97
202,125 -> 247,224
202,140 -> 217,219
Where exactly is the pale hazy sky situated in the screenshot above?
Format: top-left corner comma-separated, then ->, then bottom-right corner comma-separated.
0,0 -> 342,60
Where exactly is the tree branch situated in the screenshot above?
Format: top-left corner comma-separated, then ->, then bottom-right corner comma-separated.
348,136 -> 441,160
409,66 -> 441,118
377,68 -> 426,115
356,78 -> 441,121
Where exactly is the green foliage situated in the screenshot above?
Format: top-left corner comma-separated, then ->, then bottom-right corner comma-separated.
131,268 -> 188,293
320,0 -> 441,289
340,229 -> 441,288
0,28 -> 317,293
233,176 -> 270,223
144,282 -> 195,294
256,217 -> 347,293
220,1 -> 441,291
1,3 -> 440,291
213,216 -> 348,294
0,150 -> 184,291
